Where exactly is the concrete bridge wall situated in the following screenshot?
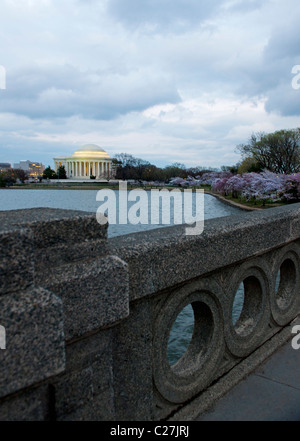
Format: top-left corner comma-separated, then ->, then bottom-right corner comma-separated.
1,204 -> 300,420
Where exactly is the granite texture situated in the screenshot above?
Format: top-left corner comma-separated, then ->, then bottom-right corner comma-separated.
1,204 -> 300,421
0,208 -> 108,273
109,202 -> 300,301
0,228 -> 34,295
0,385 -> 50,421
112,298 -> 154,421
40,255 -> 129,341
0,287 -> 65,398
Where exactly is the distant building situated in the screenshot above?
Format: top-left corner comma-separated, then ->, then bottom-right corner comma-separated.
13,160 -> 45,177
0,163 -> 11,173
54,144 -> 116,179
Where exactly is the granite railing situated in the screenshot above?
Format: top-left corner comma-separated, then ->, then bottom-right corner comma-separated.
1,204 -> 300,421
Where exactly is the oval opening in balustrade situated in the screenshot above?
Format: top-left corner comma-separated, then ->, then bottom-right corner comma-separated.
167,304 -> 194,366
275,258 -> 297,310
167,301 -> 214,375
232,276 -> 263,337
232,282 -> 245,326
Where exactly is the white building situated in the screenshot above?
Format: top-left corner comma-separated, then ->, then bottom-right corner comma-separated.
53,144 -> 115,180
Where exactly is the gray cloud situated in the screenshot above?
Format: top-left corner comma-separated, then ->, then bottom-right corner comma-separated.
106,0 -> 224,32
2,64 -> 180,119
1,0 -> 300,169
265,82 -> 300,117
226,0 -> 269,14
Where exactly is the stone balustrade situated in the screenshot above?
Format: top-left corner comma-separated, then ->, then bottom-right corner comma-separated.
0,203 -> 300,420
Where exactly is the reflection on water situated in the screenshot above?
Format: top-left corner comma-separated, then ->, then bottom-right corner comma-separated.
232,283 -> 245,326
168,304 -> 194,366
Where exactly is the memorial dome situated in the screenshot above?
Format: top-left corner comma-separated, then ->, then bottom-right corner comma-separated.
54,144 -> 115,179
72,144 -> 110,159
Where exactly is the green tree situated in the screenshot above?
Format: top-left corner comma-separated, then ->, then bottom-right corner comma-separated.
57,165 -> 67,179
0,173 -> 5,187
0,170 -> 16,186
236,128 -> 300,174
43,166 -> 58,179
221,164 -> 240,174
237,157 -> 263,174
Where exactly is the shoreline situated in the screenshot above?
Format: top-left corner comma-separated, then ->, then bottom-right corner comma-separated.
204,189 -> 262,211
2,182 -> 285,212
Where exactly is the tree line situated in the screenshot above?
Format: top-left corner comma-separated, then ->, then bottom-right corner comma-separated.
1,127 -> 299,187
0,168 -> 28,187
114,128 -> 300,180
112,153 -> 226,182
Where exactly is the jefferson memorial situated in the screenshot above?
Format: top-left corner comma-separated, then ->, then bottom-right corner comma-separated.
53,144 -> 116,179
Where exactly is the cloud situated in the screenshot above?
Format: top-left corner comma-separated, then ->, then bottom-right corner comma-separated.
2,64 -> 180,119
247,12 -> 300,116
106,0 -> 224,32
0,0 -> 300,169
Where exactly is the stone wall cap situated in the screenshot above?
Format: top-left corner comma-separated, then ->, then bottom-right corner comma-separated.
108,203 -> 300,300
109,203 -> 300,254
0,208 -> 96,232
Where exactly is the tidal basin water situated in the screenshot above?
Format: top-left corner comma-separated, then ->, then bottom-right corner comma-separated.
0,188 -> 241,236
0,188 -> 244,365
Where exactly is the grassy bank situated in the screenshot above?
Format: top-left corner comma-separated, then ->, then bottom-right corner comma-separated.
205,189 -> 285,210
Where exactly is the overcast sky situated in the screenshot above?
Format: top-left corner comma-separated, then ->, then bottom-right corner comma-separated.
0,0 -> 299,169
